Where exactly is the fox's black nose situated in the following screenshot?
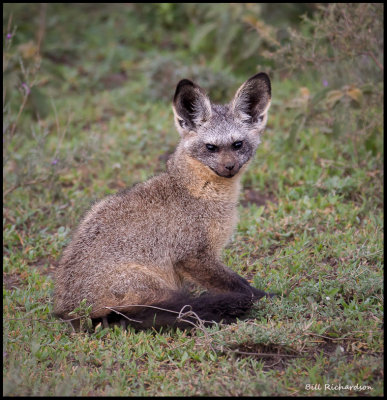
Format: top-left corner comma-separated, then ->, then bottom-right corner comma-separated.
225,163 -> 235,171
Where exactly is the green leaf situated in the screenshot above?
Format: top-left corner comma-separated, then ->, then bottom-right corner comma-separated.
310,87 -> 330,108
180,351 -> 189,366
325,89 -> 344,109
346,87 -> 363,104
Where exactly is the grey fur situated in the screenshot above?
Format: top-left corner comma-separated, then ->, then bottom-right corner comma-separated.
53,73 -> 272,328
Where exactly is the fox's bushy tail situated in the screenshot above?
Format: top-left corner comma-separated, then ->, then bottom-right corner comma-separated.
98,290 -> 266,330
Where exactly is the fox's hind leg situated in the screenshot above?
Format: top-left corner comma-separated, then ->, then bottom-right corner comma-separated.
90,263 -> 180,326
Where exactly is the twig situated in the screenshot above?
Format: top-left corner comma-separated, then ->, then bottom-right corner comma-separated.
9,91 -> 29,139
103,306 -> 142,324
363,51 -> 384,71
110,303 -> 216,326
264,359 -> 283,368
304,332 -> 348,342
3,177 -> 48,198
226,348 -> 300,358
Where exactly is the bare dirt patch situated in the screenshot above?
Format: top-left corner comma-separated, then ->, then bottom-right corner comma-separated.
28,257 -> 58,277
241,189 -> 277,208
3,273 -> 23,290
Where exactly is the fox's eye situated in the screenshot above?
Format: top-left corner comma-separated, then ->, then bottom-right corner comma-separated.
232,141 -> 243,150
206,144 -> 218,152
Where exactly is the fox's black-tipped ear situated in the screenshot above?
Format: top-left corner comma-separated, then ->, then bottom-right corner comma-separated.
172,79 -> 212,136
232,72 -> 271,128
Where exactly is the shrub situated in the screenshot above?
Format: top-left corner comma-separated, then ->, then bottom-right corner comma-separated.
265,3 -> 383,146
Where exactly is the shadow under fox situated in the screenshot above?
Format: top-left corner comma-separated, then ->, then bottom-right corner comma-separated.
54,72 -> 272,330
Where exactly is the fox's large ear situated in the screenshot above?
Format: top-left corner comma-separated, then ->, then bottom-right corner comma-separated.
231,73 -> 271,131
172,79 -> 212,136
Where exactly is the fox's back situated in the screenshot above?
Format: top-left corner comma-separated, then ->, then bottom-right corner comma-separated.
57,170 -> 236,274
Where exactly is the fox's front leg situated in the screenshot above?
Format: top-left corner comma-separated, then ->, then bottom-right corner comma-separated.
175,255 -> 268,299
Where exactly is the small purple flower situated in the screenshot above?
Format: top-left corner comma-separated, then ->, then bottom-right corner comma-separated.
21,83 -> 30,95
6,33 -> 12,40
51,159 -> 58,165
323,79 -> 329,87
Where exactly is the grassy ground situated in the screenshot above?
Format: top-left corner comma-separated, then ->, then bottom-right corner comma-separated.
3,4 -> 383,396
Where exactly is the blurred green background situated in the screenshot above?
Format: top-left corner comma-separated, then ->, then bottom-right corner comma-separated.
3,3 -> 383,199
